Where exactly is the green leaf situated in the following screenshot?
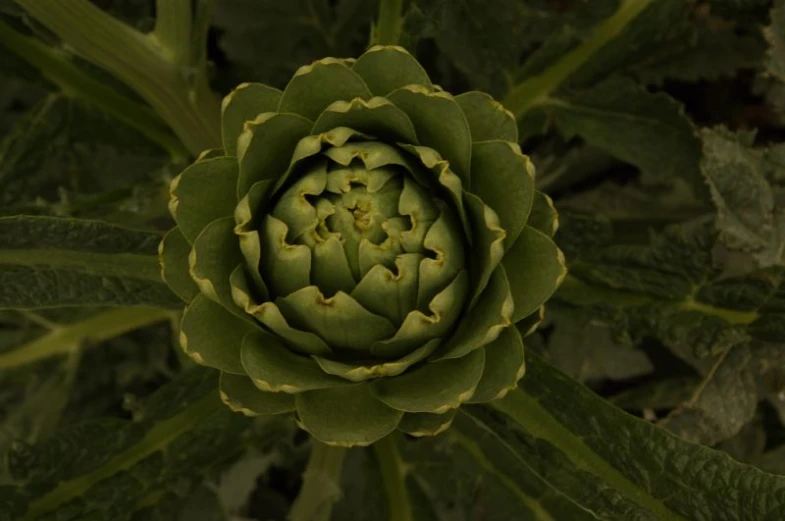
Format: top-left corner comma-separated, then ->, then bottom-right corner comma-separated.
159,227 -> 199,303
541,76 -> 702,186
659,345 -> 758,446
278,58 -> 371,121
189,216 -> 244,312
468,326 -> 525,403
311,96 -> 418,144
469,140 -> 534,250
400,428 -> 597,521
701,127 -> 785,268
277,287 -> 397,356
398,410 -> 456,437
240,330 -> 347,393
213,0 -> 376,90
461,354 -> 785,520
180,294 -> 251,374
296,384 -> 403,447
456,91 -> 518,143
387,86 -> 472,186
219,372 -> 295,416
221,82 -> 282,156
503,225 -> 567,324
169,157 -> 239,244
0,215 -> 179,309
527,190 -> 559,238
0,369 -> 248,521
352,45 -> 432,96
370,349 -> 485,414
555,221 -> 785,359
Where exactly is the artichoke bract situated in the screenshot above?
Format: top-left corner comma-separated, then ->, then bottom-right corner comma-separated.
159,45 -> 566,447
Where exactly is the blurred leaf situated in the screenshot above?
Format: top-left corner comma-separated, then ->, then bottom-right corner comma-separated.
659,345 -> 759,445
532,76 -> 702,187
701,127 -> 785,268
213,0 -> 375,91
0,215 -> 179,309
544,308 -> 654,383
0,369 -> 249,521
556,220 -> 785,359
461,354 -> 785,520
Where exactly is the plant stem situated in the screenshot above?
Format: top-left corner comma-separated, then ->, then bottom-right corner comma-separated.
373,433 -> 413,521
0,20 -> 187,159
373,0 -> 404,46
503,0 -> 653,120
0,307 -> 174,370
288,440 -> 348,521
14,0 -> 222,155
153,0 -> 193,65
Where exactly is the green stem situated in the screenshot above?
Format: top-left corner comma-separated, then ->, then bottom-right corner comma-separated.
0,307 -> 174,370
503,0 -> 653,120
0,20 -> 186,159
373,434 -> 413,521
153,0 -> 192,65
373,0 -> 404,46
14,0 -> 221,155
288,440 -> 348,521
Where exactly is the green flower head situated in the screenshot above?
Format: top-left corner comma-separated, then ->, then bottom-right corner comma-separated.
160,45 -> 566,447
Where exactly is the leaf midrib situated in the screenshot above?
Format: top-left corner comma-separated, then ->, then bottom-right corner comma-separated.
490,389 -> 690,521
0,249 -> 163,281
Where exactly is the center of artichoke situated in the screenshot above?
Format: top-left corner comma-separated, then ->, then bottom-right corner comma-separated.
260,143 -> 467,330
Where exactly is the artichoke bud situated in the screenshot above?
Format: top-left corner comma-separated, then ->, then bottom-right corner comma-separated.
160,45 -> 566,447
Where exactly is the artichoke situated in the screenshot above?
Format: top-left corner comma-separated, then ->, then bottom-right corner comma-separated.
159,45 -> 566,446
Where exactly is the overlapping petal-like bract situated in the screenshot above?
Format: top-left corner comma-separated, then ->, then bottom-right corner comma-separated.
160,46 -> 566,447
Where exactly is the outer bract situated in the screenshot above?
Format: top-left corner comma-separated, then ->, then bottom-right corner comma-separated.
159,46 -> 566,447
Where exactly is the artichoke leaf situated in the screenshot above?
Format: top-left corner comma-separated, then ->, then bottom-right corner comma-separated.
387,85 -> 472,187
466,326 -> 525,403
236,112 -> 312,197
503,225 -> 567,323
169,156 -> 239,243
352,45 -> 432,97
370,348 -> 485,413
351,253 -> 422,324
456,91 -> 518,143
296,384 -> 403,447
527,190 -> 559,238
219,372 -> 296,415
230,266 -> 332,356
464,192 -> 507,306
241,331 -> 347,393
398,409 -> 457,437
278,57 -> 372,121
370,270 -> 469,359
159,227 -> 199,303
276,286 -> 397,355
260,215 -> 312,297
470,140 -> 535,250
222,83 -> 282,156
180,294 -> 252,374
189,216 -> 247,316
314,338 -> 441,383
312,96 -> 419,144
433,265 -> 513,361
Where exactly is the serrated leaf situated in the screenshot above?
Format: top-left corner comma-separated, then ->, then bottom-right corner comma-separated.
0,369 -> 248,521
701,127 -> 785,268
460,354 -> 785,520
539,76 -> 701,186
659,345 -> 758,446
0,215 -> 179,309
213,0 -> 375,90
554,220 -> 785,359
